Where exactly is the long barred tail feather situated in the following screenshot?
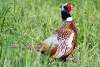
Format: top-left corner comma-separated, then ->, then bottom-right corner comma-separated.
10,43 -> 49,53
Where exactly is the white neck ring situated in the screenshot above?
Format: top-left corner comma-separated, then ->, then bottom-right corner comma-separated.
66,17 -> 73,21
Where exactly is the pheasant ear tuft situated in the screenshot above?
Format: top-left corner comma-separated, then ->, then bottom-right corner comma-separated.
66,2 -> 72,13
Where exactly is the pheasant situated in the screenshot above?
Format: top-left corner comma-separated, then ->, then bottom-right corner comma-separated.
34,2 -> 77,61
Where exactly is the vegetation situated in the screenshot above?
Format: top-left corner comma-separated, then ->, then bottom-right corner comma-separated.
0,0 -> 100,67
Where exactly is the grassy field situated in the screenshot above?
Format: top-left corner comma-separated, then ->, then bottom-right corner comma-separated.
0,0 -> 100,67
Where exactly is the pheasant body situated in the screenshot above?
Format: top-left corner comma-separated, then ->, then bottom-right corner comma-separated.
43,21 -> 77,58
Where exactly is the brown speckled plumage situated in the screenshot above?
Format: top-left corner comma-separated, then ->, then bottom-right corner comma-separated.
34,21 -> 77,61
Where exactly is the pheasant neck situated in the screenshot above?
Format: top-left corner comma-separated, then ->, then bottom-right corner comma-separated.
66,17 -> 73,22
61,17 -> 73,25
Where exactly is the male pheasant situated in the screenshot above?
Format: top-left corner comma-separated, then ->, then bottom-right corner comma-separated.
34,2 -> 77,61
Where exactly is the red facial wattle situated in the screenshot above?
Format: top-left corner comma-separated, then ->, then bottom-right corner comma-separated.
66,3 -> 72,13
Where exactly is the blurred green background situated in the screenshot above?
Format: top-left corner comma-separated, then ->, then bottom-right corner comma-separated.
0,0 -> 100,67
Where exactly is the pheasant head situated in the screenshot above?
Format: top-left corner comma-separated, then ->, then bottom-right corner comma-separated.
60,3 -> 72,22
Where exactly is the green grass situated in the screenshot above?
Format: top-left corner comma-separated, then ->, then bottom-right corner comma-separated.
0,0 -> 100,67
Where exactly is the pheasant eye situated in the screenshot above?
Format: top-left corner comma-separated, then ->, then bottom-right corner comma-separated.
64,6 -> 67,10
